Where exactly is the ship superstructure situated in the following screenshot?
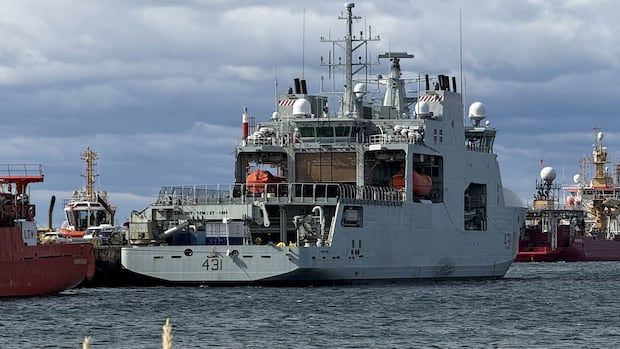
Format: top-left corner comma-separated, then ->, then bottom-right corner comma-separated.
60,148 -> 117,238
517,130 -> 620,262
0,164 -> 95,296
122,3 -> 525,284
567,131 -> 620,238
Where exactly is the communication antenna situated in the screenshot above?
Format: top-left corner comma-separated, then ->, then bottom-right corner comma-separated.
274,66 -> 279,111
302,8 -> 306,79
459,9 -> 464,116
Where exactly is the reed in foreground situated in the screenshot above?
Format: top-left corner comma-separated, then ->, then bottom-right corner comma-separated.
81,318 -> 172,348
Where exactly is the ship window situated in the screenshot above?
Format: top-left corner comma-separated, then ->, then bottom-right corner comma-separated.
335,127 -> 350,137
66,211 -> 74,226
316,127 -> 334,137
74,210 -> 90,231
299,127 -> 315,137
342,206 -> 363,227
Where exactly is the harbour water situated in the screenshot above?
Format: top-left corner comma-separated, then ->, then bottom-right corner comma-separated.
1,263 -> 619,348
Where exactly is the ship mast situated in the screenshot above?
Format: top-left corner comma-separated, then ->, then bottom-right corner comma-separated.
320,2 -> 378,117
81,148 -> 99,201
342,3 -> 357,117
591,130 -> 611,188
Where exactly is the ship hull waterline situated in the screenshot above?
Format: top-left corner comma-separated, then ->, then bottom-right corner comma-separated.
516,237 -> 620,262
0,228 -> 96,297
122,245 -> 515,286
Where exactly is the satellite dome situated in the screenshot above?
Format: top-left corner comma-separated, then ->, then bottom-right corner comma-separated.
353,82 -> 367,99
573,174 -> 582,184
468,102 -> 487,126
292,98 -> 311,117
597,131 -> 604,140
540,166 -> 556,183
415,101 -> 430,116
271,111 -> 279,120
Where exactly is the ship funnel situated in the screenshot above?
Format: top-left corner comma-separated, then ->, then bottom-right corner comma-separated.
242,108 -> 250,139
294,78 -> 301,94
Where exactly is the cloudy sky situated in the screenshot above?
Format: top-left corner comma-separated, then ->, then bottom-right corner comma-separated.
1,0 -> 619,225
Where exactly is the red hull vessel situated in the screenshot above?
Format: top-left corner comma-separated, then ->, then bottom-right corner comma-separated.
0,228 -> 95,296
517,131 -> 620,262
0,165 -> 95,297
516,237 -> 620,262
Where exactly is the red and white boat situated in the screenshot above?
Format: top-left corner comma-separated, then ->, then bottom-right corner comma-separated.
517,130 -> 620,262
59,148 -> 117,238
0,164 -> 95,297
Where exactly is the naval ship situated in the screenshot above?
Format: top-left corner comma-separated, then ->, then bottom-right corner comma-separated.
122,3 -> 526,284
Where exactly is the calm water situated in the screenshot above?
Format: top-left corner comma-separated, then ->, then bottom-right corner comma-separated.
1,263 -> 620,348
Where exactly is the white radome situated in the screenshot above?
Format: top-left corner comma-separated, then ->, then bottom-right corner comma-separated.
573,174 -> 582,184
415,101 -> 430,115
468,102 -> 486,118
292,98 -> 311,117
353,82 -> 367,98
540,166 -> 556,183
468,102 -> 487,125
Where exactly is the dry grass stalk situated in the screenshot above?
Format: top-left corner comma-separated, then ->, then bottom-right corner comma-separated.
82,336 -> 91,349
162,318 -> 173,349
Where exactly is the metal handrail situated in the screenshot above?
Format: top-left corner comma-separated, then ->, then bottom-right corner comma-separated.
0,164 -> 43,177
154,182 -> 405,206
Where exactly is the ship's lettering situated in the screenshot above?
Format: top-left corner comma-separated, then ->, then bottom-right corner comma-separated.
202,258 -> 222,271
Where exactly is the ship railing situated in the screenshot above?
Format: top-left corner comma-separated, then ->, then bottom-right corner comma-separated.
153,183 -> 405,206
238,136 -> 290,147
0,164 -> 43,177
369,134 -> 422,145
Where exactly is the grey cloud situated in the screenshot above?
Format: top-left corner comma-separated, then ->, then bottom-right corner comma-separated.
1,0 -> 620,215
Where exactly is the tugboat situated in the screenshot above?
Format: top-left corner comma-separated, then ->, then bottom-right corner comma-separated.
59,148 -> 120,239
516,130 -> 620,262
121,3 -> 525,284
57,148 -> 129,286
0,164 -> 95,297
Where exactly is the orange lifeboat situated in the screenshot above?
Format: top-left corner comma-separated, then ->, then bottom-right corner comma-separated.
413,171 -> 432,196
391,171 -> 405,190
246,169 -> 286,194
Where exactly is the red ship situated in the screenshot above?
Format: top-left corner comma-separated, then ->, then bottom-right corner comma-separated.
517,130 -> 620,262
0,164 -> 95,297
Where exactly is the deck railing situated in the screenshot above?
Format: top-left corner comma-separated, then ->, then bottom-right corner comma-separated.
369,134 -> 422,145
154,182 -> 405,206
0,164 -> 43,177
